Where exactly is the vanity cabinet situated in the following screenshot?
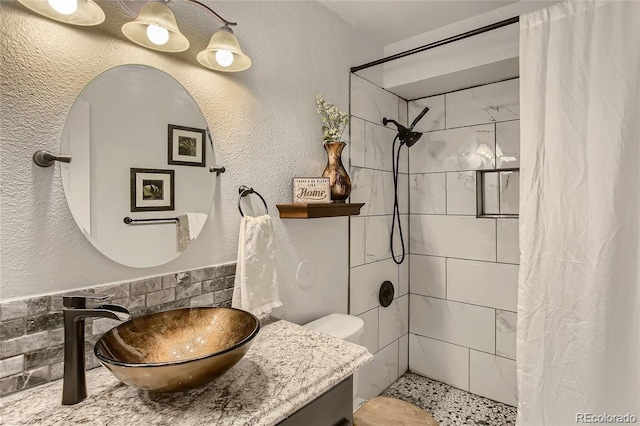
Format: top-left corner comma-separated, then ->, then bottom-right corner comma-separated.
278,376 -> 353,426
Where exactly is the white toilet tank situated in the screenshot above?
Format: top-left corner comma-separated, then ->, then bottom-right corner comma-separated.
304,313 -> 365,408
304,313 -> 364,344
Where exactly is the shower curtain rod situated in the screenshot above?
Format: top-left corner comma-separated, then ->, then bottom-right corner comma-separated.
350,16 -> 520,73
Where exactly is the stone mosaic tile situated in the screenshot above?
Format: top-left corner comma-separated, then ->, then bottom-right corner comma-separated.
0,262 -> 237,397
381,372 -> 516,426
202,278 -> 225,293
175,282 -> 202,299
130,277 -> 162,296
0,319 -> 25,340
145,288 -> 175,307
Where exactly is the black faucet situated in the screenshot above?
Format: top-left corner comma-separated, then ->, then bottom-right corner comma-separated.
62,292 -> 130,405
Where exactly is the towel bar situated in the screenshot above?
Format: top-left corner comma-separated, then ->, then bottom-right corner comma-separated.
237,186 -> 268,217
123,216 -> 179,224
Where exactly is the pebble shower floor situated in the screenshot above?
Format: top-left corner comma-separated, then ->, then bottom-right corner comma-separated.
381,373 -> 516,426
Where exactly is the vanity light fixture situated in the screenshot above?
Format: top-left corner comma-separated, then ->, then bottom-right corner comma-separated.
123,0 -> 252,72
197,25 -> 251,72
19,0 -> 252,72
18,0 -> 105,26
121,2 -> 189,52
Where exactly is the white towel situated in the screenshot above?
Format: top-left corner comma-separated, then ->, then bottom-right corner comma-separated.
176,213 -> 209,252
232,214 -> 282,316
186,213 -> 207,240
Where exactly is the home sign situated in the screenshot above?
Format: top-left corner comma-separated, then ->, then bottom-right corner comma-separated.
292,177 -> 331,204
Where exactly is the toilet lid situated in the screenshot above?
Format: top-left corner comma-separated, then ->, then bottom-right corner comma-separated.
304,313 -> 364,341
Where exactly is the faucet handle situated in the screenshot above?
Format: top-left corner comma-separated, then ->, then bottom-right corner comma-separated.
63,292 -> 109,309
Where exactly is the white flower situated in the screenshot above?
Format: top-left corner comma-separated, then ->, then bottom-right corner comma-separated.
316,94 -> 348,143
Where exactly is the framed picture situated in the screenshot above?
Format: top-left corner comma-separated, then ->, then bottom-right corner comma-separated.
292,177 -> 331,204
168,124 -> 206,167
130,168 -> 175,212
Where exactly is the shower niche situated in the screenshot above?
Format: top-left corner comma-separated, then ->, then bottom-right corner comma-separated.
476,169 -> 520,218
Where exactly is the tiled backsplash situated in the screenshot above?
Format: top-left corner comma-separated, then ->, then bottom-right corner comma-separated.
0,262 -> 236,397
408,78 -> 520,407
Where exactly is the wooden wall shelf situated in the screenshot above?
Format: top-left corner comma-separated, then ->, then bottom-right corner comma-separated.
276,203 -> 365,219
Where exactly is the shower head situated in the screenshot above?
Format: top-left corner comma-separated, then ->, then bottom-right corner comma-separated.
382,105 -> 429,148
382,118 -> 423,147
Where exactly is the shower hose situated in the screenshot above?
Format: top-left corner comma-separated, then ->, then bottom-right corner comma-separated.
391,134 -> 405,265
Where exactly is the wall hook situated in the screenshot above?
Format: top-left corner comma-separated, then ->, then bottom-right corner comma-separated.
33,150 -> 72,167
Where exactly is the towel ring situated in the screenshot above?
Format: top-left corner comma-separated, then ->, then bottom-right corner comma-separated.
237,185 -> 268,217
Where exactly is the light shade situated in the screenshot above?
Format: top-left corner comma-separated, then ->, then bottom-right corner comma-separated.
18,0 -> 105,26
121,2 -> 189,53
197,26 -> 251,72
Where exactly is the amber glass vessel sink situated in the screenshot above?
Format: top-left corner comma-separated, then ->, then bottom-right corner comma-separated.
95,307 -> 260,392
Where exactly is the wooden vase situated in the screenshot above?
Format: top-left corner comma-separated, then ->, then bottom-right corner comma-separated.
322,141 -> 351,203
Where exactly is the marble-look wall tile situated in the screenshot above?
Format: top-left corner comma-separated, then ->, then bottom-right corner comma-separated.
483,172 -> 500,215
398,260 -> 408,298
410,215 -> 496,261
446,79 -> 519,128
409,333 -> 469,391
351,168 -> 408,216
350,216 -> 366,267
496,310 -> 517,360
410,173 -> 446,215
350,259 -> 398,315
398,98 -> 408,127
469,350 -> 517,406
408,95 -> 445,132
351,74 -> 399,125
356,340 -> 399,400
496,120 -> 520,169
446,171 -> 477,215
409,255 -> 446,298
500,171 -> 519,215
365,122 -> 404,173
497,219 -> 519,264
391,215 -> 410,264
409,125 -> 495,173
378,295 -> 408,349
358,307 -> 379,354
398,334 -> 408,376
364,215 -> 408,263
447,259 -> 519,312
410,295 -> 495,353
350,117 -> 365,168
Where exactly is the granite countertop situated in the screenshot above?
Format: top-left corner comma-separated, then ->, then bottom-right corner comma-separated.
0,319 -> 373,426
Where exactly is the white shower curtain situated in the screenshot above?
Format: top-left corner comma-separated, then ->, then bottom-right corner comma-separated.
518,1 -> 640,425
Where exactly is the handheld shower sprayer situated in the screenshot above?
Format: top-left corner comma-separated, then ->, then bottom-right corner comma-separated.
382,105 -> 430,264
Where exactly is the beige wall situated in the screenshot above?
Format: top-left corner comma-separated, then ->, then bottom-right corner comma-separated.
0,1 -> 382,324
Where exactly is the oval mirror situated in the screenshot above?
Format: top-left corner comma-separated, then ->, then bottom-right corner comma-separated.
60,64 -> 215,268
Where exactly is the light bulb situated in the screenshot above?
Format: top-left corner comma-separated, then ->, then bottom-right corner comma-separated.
215,50 -> 234,67
146,24 -> 169,46
47,0 -> 78,15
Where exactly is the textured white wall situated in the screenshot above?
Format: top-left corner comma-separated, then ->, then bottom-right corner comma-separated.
0,1 -> 381,324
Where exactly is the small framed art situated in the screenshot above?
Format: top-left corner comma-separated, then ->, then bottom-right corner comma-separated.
130,168 -> 175,212
168,124 -> 206,167
292,177 -> 331,204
